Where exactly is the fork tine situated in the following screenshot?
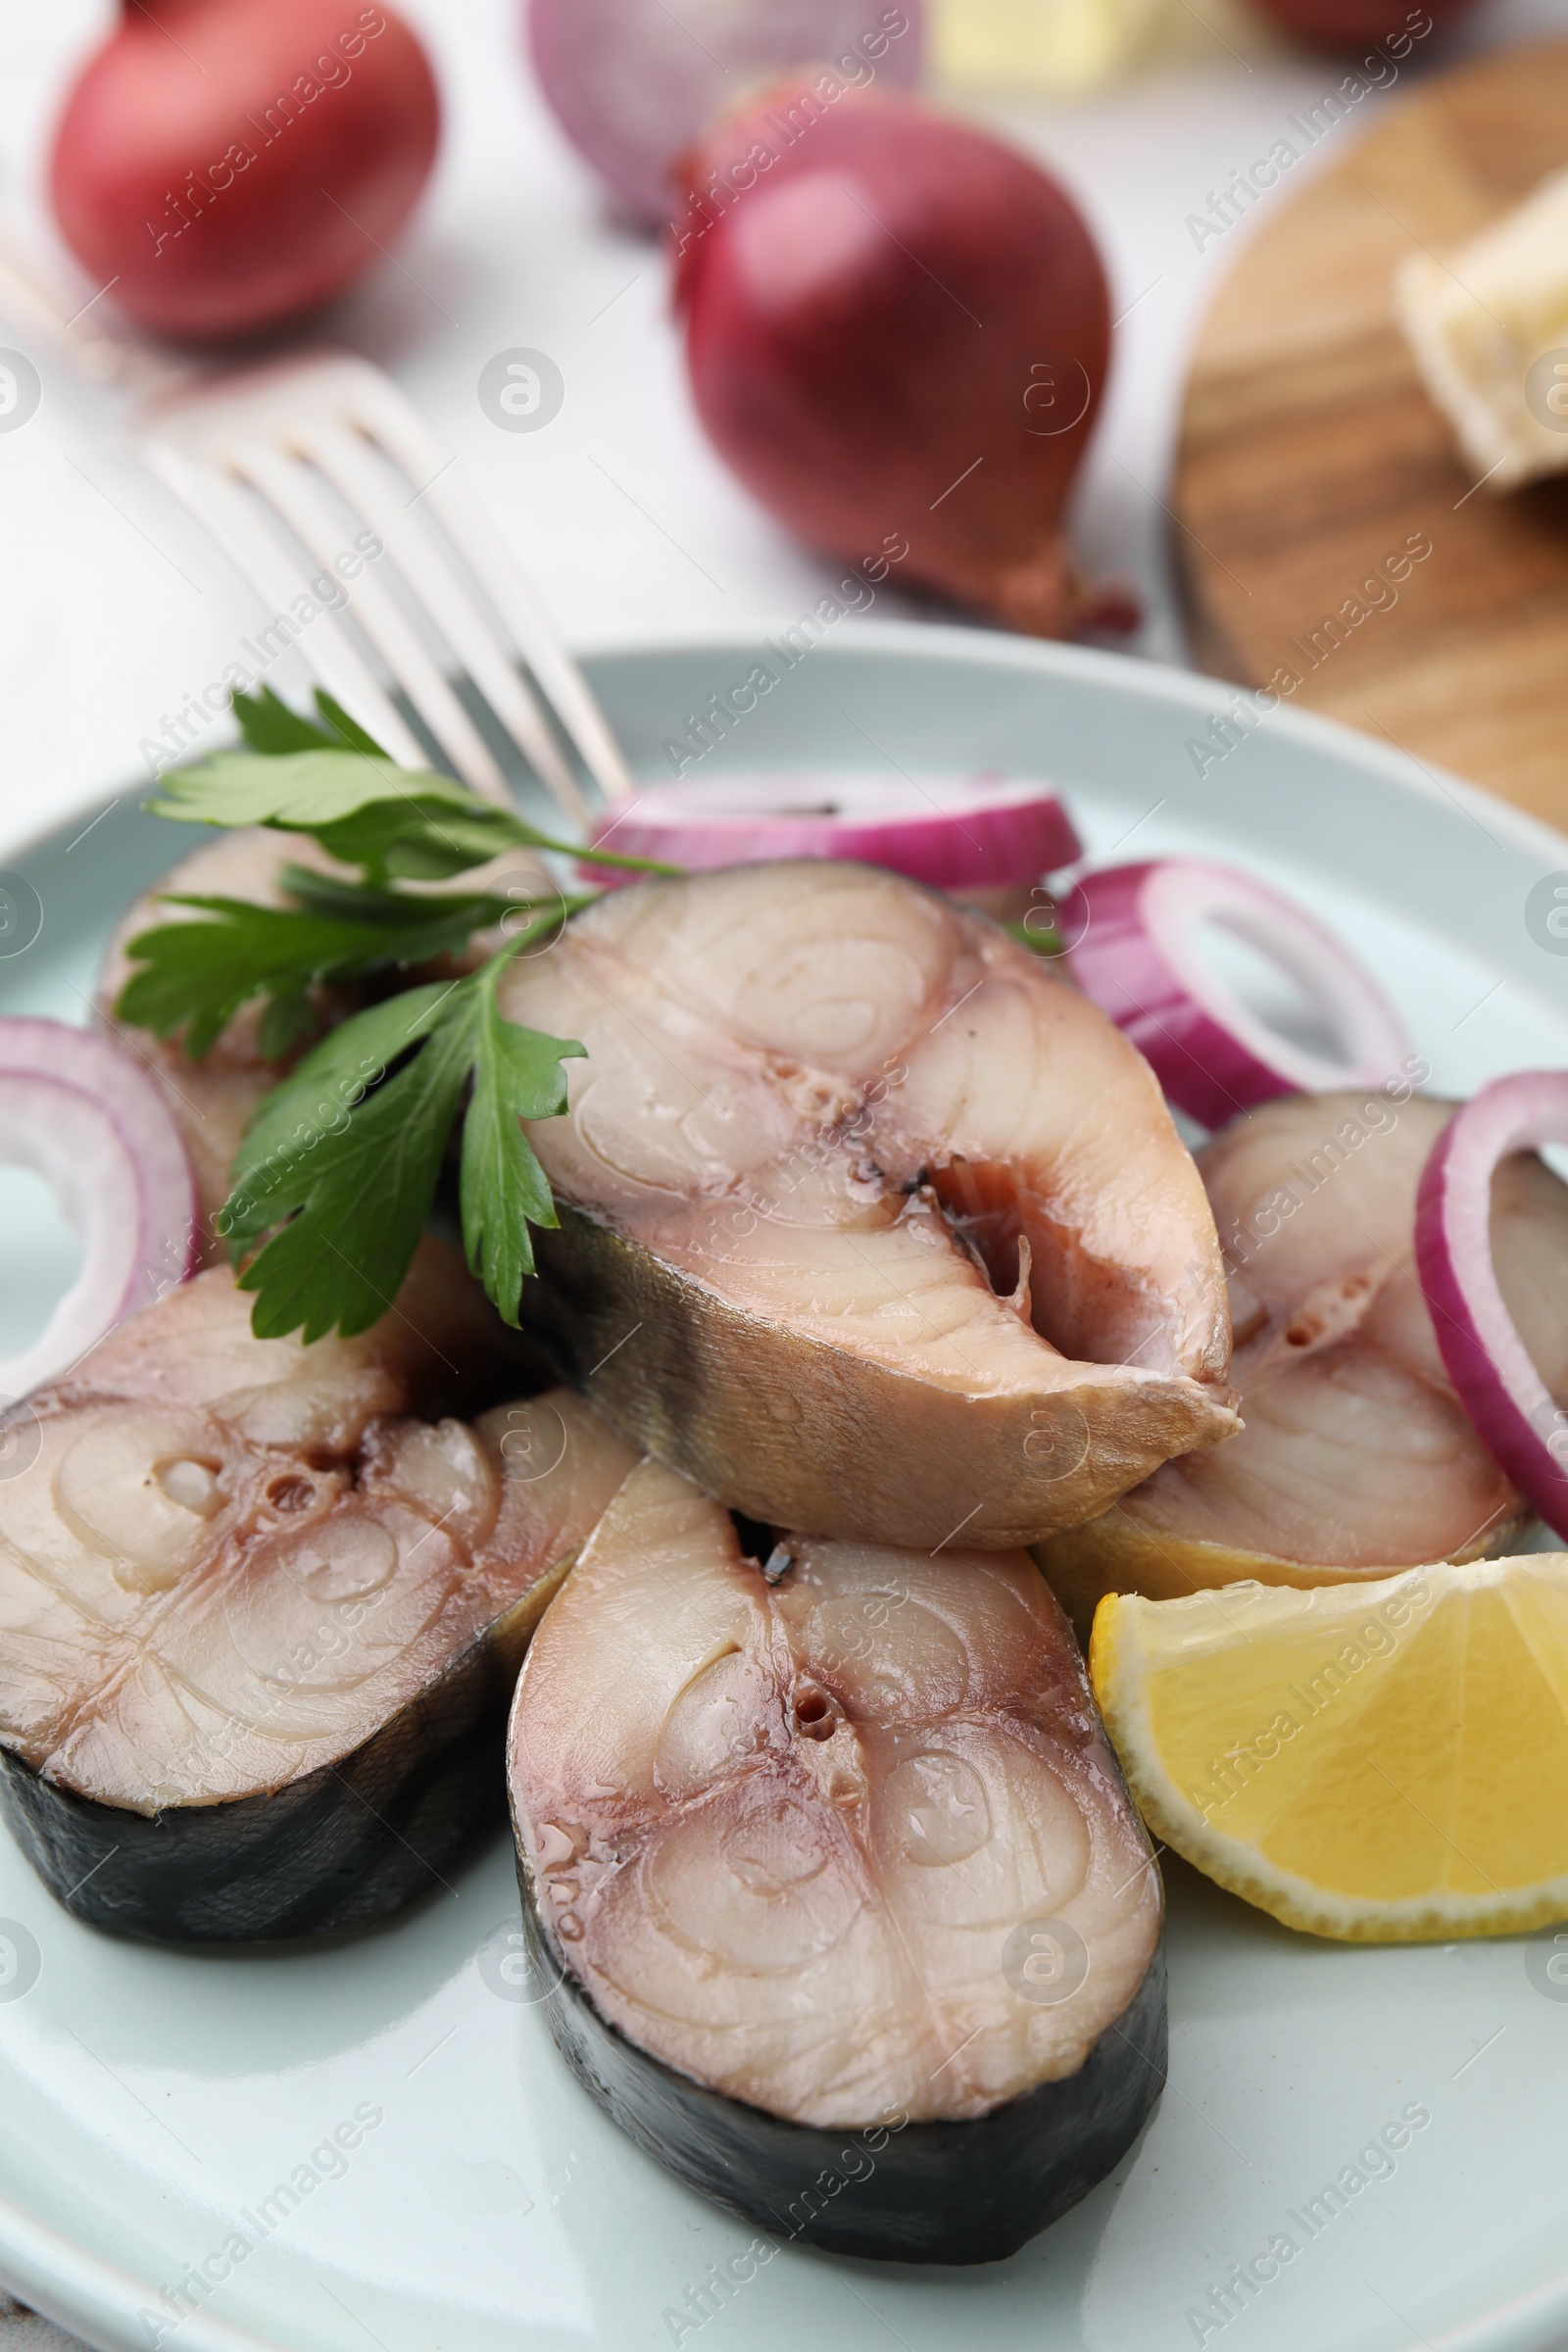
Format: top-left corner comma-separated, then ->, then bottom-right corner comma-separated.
300,419 -> 591,831
143,439 -> 432,771
421,469 -> 637,804
348,374 -> 636,803
231,437 -> 514,806
138,351 -> 638,823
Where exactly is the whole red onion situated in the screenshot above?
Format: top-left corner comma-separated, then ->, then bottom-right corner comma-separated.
50,0 -> 441,345
527,0 -> 923,225
1245,0 -> 1471,46
674,87 -> 1133,638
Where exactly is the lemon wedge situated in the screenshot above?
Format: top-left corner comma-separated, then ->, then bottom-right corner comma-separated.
1088,1557 -> 1568,1941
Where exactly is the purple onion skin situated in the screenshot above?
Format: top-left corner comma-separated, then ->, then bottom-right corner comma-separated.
527,0 -> 924,225
1062,866 -> 1298,1132
0,1017 -> 199,1302
583,786 -> 1082,895
1062,860 -> 1412,1133
1414,1080 -> 1568,1542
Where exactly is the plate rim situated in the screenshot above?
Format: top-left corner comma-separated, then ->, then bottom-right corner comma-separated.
4,618 -> 1566,876
1,617 -> 1565,2352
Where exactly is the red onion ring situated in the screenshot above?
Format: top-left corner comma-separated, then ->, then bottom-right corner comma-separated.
0,1020 -> 198,1400
584,771 -> 1082,894
1060,858 -> 1412,1130
1415,1073 -> 1568,1539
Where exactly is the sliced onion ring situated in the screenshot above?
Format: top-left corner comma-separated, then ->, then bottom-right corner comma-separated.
583,771 -> 1082,895
1060,858 -> 1412,1129
1415,1074 -> 1568,1540
0,1019 -> 198,1399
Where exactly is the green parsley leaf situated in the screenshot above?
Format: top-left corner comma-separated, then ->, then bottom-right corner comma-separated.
270,866 -> 429,925
461,961 -> 583,1323
222,981 -> 462,1256
311,690 -> 387,758
121,723 -> 672,1060
119,690 -> 679,1339
116,900 -> 402,1060
1005,919 -> 1065,957
148,744 -> 671,888
230,682 -> 386,758
234,1005 -> 479,1342
317,802 -> 525,885
115,866 -> 581,1060
149,748 -> 476,839
257,990 -> 318,1063
276,863 -> 549,935
220,938 -> 583,1341
115,889 -> 504,1060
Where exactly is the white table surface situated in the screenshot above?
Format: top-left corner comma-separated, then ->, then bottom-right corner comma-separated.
2,0 -> 1566,850
1,0 -> 1566,2343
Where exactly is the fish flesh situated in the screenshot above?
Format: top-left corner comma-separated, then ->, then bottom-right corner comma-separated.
1039,1092 -> 1565,1625
0,1239 -> 636,1940
500,862 -> 1238,1548
508,1457 -> 1165,2262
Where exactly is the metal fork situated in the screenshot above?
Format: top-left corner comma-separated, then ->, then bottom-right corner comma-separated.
0,230 -> 633,826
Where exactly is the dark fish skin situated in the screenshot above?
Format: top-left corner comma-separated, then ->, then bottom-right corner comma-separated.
515,1859 -> 1167,2265
0,1592 -> 547,1944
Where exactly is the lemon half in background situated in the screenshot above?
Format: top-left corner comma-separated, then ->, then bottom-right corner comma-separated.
930,0 -> 1278,96
932,0 -> 1165,93
1090,1557 -> 1568,1941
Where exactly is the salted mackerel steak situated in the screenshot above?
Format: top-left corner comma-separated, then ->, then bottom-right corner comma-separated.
1039,1091 -> 1568,1623
0,1240 -> 636,1941
508,1459 -> 1166,2263
500,863 -> 1237,1549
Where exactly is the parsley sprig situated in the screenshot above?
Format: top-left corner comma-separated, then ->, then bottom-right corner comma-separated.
118,876 -> 561,1062
117,686 -> 664,1059
114,686 -> 670,1340
1004,918 -> 1064,957
218,920 -> 583,1341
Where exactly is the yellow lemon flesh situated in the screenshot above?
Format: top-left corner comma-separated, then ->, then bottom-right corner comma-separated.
1088,1556 -> 1568,1941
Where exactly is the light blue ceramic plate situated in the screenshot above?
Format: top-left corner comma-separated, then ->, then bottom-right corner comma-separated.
0,622 -> 1565,2352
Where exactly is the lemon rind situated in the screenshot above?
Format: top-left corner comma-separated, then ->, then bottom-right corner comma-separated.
1090,1565 -> 1568,1945
1040,1506 -> 1529,1640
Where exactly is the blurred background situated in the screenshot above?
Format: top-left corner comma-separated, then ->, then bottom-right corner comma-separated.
0,8 -> 1567,2344
0,0 -> 1565,850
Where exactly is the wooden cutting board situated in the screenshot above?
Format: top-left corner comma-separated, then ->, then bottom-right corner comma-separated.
1173,39 -> 1568,830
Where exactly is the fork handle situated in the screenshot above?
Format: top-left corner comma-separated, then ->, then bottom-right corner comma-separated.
0,220 -> 185,398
